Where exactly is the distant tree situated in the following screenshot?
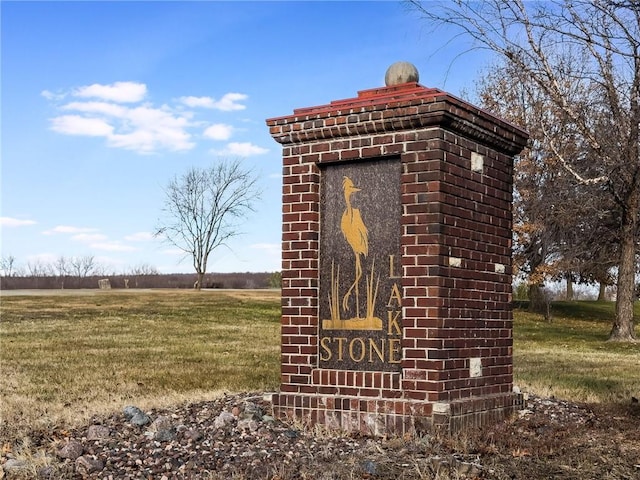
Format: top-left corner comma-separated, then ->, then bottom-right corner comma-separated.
53,255 -> 71,289
0,255 -> 16,277
409,0 -> 639,341
128,263 -> 160,276
127,263 -> 160,288
54,256 -> 70,277
70,255 -> 98,278
26,259 -> 53,277
268,271 -> 282,289
155,160 -> 260,290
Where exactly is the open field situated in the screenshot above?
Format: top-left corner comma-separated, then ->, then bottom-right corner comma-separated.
1,291 -> 638,441
0,289 -> 281,443
0,290 -> 638,479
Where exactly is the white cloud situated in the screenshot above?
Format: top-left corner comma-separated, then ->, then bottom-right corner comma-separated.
41,90 -> 66,101
180,96 -> 215,108
50,103 -> 194,154
46,83 -> 252,155
62,101 -> 127,117
90,241 -> 137,252
109,105 -> 194,152
203,123 -> 234,141
125,232 -> 154,242
50,115 -> 114,137
73,81 -> 147,103
179,93 -> 247,111
214,93 -> 248,111
43,225 -> 99,235
212,142 -> 268,157
71,233 -> 108,243
0,217 -> 36,227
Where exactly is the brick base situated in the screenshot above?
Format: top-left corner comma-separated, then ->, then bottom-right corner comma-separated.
272,392 -> 523,436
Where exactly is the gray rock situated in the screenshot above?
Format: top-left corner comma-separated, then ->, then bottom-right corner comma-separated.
57,440 -> 83,460
261,415 -> 275,423
123,405 -> 152,426
154,428 -> 177,442
75,456 -> 104,475
241,401 -> 264,421
149,415 -> 176,441
130,411 -> 151,427
214,411 -> 236,429
362,460 -> 377,475
86,425 -> 111,440
237,418 -> 259,432
151,415 -> 173,431
123,405 -> 143,420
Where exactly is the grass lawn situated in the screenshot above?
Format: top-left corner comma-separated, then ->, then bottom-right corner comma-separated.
0,290 -> 638,444
513,300 -> 639,403
0,289 -> 281,443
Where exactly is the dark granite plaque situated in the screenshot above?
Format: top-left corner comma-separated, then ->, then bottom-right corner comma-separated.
319,158 -> 402,372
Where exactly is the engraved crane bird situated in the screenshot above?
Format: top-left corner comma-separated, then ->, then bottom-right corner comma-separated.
341,176 -> 369,318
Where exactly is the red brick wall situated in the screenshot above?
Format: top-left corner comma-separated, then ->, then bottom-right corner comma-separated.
267,83 -> 528,434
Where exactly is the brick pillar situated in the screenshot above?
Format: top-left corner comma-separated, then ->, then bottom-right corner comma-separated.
266,65 -> 528,435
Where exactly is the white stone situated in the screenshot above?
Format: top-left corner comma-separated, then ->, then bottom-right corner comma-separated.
470,357 -> 482,378
471,152 -> 484,173
448,257 -> 462,267
494,263 -> 506,273
432,402 -> 450,414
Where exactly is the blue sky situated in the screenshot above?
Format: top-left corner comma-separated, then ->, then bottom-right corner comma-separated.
1,1 -> 488,275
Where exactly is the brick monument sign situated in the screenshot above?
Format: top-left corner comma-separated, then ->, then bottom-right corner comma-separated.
266,63 -> 528,435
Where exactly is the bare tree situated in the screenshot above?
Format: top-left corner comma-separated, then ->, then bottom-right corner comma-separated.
54,255 -> 70,277
409,0 -> 639,341
128,263 -> 160,276
155,160 -> 260,290
0,255 -> 16,277
26,259 -> 53,277
53,255 -> 71,289
128,263 -> 160,288
70,255 -> 98,278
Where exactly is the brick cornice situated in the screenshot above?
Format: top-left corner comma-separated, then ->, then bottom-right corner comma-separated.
266,83 -> 528,155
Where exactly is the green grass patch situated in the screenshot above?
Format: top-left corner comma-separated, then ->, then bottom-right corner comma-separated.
513,300 -> 639,403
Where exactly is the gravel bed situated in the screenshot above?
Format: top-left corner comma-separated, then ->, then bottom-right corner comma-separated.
2,392 -> 639,479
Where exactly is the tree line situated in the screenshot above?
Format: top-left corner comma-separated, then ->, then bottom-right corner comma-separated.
0,255 -> 279,291
0,255 -> 174,281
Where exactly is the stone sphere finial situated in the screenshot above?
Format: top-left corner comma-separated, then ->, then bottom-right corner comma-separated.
385,62 -> 419,86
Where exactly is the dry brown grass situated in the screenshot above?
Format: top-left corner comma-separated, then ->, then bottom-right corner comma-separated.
0,289 -> 280,444
1,292 -> 638,453
0,292 -> 639,479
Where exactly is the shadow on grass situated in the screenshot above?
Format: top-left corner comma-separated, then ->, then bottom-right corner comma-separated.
514,319 -> 611,343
